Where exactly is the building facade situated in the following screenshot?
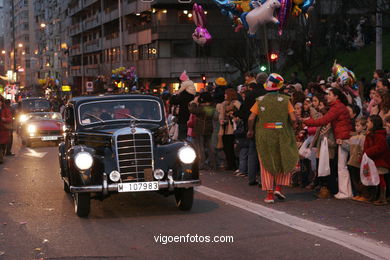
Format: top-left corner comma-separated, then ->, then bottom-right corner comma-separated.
2,0 -> 69,92
0,0 -> 5,79
67,0 -> 236,94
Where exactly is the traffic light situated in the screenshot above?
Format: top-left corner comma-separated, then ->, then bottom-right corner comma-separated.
260,65 -> 267,72
201,74 -> 206,84
270,52 -> 279,62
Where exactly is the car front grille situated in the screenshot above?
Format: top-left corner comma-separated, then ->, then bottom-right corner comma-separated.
116,132 -> 153,182
37,130 -> 61,136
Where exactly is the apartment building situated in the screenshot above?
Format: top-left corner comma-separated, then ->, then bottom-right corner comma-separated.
3,0 -> 39,88
0,0 -> 5,79
34,0 -> 69,85
68,0 -> 236,94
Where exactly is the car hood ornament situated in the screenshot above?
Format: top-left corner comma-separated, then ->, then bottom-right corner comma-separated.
130,119 -> 136,133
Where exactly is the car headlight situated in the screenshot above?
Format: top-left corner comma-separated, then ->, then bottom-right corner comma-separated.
178,146 -> 196,164
27,124 -> 36,133
74,152 -> 93,171
20,114 -> 28,123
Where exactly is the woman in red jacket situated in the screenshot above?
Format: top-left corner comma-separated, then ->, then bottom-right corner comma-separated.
0,96 -> 12,164
364,115 -> 390,205
304,88 -> 353,199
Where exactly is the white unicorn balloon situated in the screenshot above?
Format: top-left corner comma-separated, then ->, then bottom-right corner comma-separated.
245,0 -> 281,35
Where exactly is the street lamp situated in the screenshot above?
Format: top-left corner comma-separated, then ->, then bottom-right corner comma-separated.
1,50 -> 5,55
40,23 -> 46,28
18,43 -> 23,48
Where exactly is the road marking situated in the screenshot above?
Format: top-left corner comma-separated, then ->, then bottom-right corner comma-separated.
24,148 -> 47,158
196,186 -> 390,260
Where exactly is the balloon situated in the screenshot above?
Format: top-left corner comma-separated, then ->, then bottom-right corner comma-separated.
301,0 -> 315,12
332,61 -> 356,87
277,0 -> 292,36
192,3 -> 212,46
292,0 -> 314,16
245,0 -> 281,35
233,0 -> 252,12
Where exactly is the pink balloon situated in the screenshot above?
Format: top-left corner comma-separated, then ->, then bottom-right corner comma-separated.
246,0 -> 281,35
192,3 -> 212,46
277,0 -> 292,36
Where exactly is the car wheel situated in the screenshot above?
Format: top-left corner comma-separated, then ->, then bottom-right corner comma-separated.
74,192 -> 90,217
174,188 -> 194,211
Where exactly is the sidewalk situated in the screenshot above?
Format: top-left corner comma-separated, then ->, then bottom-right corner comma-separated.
200,169 -> 390,245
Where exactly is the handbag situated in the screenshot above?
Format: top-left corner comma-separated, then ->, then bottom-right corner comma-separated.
298,136 -> 313,159
318,137 -> 331,177
360,153 -> 380,186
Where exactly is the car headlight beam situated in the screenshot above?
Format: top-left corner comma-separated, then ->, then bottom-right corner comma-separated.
27,124 -> 36,133
74,152 -> 93,171
178,146 -> 196,164
20,114 -> 28,123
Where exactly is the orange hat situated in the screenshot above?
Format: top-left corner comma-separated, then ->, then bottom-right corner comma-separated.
215,77 -> 227,86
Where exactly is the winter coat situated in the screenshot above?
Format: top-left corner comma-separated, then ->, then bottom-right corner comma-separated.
304,99 -> 352,140
342,132 -> 366,168
0,106 -> 12,144
363,129 -> 390,169
170,91 -> 195,125
189,102 -> 215,136
218,100 -> 241,135
234,86 -> 267,133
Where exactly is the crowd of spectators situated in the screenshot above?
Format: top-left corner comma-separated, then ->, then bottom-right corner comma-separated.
165,68 -> 390,205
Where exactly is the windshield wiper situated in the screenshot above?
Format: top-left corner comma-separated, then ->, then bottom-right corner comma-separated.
115,111 -> 140,121
83,113 -> 105,122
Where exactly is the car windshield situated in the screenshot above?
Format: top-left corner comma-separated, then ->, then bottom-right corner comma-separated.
79,99 -> 162,125
27,112 -> 62,121
22,99 -> 51,112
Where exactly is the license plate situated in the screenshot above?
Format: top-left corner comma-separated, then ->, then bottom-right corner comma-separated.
118,181 -> 159,192
41,136 -> 58,141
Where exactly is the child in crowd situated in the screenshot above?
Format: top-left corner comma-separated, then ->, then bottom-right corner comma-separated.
347,104 -> 361,131
363,115 -> 390,205
339,117 -> 370,201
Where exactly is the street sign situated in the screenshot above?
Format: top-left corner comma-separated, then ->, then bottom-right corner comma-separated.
62,85 -> 71,92
86,81 -> 93,92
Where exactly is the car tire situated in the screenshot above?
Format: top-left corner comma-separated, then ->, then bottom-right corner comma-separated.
174,188 -> 194,211
74,192 -> 90,217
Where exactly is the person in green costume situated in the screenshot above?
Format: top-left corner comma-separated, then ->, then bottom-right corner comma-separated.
247,73 -> 299,203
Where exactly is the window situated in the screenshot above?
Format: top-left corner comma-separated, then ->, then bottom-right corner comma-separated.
159,41 -> 171,58
172,41 -> 194,58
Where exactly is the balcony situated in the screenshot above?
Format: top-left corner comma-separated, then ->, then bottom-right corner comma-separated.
83,0 -> 99,8
103,35 -> 120,49
68,2 -> 83,16
85,64 -> 99,76
69,22 -> 82,36
83,14 -> 101,31
69,44 -> 82,56
102,8 -> 119,24
70,66 -> 82,77
84,39 -> 102,53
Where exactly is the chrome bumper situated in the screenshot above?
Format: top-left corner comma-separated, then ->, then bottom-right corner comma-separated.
28,135 -> 63,141
70,179 -> 201,193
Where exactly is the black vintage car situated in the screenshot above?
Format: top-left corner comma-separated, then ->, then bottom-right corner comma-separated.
59,94 -> 200,217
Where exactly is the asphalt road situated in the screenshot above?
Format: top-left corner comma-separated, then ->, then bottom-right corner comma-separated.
0,137 -> 389,260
